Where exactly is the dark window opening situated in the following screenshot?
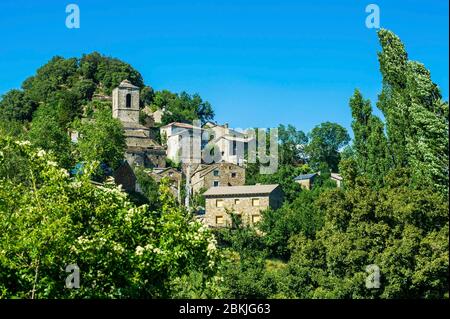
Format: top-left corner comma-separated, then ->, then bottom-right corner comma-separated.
126,94 -> 132,108
232,140 -> 237,155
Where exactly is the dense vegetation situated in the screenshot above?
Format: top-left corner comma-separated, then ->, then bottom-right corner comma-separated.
0,30 -> 448,299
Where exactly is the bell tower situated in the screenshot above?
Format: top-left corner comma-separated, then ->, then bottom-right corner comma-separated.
112,80 -> 140,123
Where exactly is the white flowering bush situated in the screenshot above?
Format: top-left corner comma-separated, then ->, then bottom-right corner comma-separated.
0,136 -> 222,298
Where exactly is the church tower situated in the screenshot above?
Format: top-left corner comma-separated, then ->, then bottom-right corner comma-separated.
112,79 -> 140,123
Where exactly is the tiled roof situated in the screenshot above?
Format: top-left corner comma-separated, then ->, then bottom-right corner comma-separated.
331,173 -> 343,181
160,122 -> 200,129
294,173 -> 318,181
203,184 -> 279,197
118,79 -> 139,89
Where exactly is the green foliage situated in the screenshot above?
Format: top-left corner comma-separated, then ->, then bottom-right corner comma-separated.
349,89 -> 389,186
285,170 -> 448,298
28,104 -> 73,168
0,137 -> 222,298
192,187 -> 207,208
306,122 -> 350,172
1,52 -> 145,126
216,224 -> 277,298
151,90 -> 214,125
73,108 -> 126,170
139,86 -> 155,107
278,124 -> 308,165
79,52 -> 144,95
134,167 -> 160,210
259,186 -> 326,260
376,29 -> 449,195
246,164 -> 308,203
0,89 -> 38,122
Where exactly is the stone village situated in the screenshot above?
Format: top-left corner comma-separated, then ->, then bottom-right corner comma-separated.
84,80 -> 342,228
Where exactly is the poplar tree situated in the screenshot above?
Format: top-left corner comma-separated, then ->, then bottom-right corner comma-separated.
377,29 -> 449,194
349,89 -> 389,186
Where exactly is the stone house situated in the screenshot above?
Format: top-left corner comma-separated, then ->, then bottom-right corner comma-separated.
149,167 -> 183,201
203,184 -> 283,227
294,173 -> 318,190
202,121 -> 253,166
190,162 -> 245,194
112,80 -> 166,168
160,122 -> 203,163
160,121 -> 254,166
330,173 -> 343,187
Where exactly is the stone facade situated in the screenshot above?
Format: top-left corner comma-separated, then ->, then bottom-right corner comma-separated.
191,162 -> 245,194
113,161 -> 137,193
112,80 -> 166,169
149,167 -> 183,201
203,184 -> 283,227
112,80 -> 140,123
294,173 -> 318,190
160,121 -> 253,166
202,122 -> 251,166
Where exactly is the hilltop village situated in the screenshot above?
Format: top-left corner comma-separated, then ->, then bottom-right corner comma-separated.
1,27 -> 448,299
95,80 -> 342,228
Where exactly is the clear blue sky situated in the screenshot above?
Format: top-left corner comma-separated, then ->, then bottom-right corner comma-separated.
0,0 -> 448,134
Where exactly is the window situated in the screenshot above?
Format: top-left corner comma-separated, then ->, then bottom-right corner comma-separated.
126,93 -> 132,108
232,140 -> 237,155
234,199 -> 240,205
252,198 -> 260,206
216,199 -> 224,207
213,181 -> 220,187
231,172 -> 237,178
216,216 -> 224,225
252,215 -> 261,224
213,170 -> 219,176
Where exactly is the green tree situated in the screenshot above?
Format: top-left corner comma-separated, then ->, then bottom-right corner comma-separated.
285,170 -> 448,299
259,186 -> 326,260
0,90 -> 38,122
306,122 -> 350,172
28,104 -> 73,168
349,89 -> 389,186
133,167 -> 160,209
377,29 -> 449,194
73,108 -> 126,171
0,137 -> 222,298
151,90 -> 214,125
278,124 -> 308,165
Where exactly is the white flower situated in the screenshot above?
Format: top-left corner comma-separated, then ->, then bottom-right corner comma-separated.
60,169 -> 69,177
153,247 -> 162,254
207,242 -> 216,252
135,246 -> 144,256
16,140 -> 31,147
37,150 -> 46,157
71,181 -> 82,188
47,160 -> 58,167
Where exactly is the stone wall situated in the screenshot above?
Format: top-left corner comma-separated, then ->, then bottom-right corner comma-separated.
112,85 -> 140,123
191,163 -> 245,193
205,192 -> 281,227
113,162 -> 137,192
